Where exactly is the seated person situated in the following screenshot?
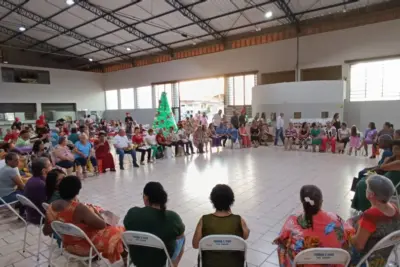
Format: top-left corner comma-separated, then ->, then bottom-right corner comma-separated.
274,185 -> 354,267
23,158 -> 52,224
250,120 -> 260,147
132,127 -> 152,164
113,129 -> 139,170
337,122 -> 351,153
15,130 -> 31,148
349,175 -> 400,266
320,121 -> 336,153
43,175 -> 126,264
358,122 -> 378,157
124,182 -> 185,267
227,123 -> 239,145
0,152 -> 25,210
310,122 -> 322,152
68,128 -> 80,144
145,129 -> 159,161
94,132 -> 116,172
352,144 -> 400,212
192,184 -> 250,267
284,122 -> 297,150
208,123 -> 222,152
259,122 -> 270,146
74,133 -> 98,177
371,122 -> 394,159
50,129 -> 60,148
54,137 -> 75,175
239,124 -> 250,148
178,123 -> 195,155
156,129 -> 171,151
45,169 -> 65,203
216,122 -> 228,147
298,122 -> 310,149
193,125 -> 207,153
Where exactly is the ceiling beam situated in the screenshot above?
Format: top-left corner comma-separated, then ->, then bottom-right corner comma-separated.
164,0 -> 223,40
0,0 -> 129,60
31,0 -> 141,54
74,0 -> 171,52
66,0 -> 274,60
0,4 -> 75,45
79,0 -> 354,67
0,0 -> 29,21
0,25 -> 79,60
274,0 -> 299,27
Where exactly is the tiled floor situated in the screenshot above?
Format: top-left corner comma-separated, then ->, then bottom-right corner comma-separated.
0,146 -> 375,267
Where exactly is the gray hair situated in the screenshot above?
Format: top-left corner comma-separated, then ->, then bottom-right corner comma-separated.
366,174 -> 396,203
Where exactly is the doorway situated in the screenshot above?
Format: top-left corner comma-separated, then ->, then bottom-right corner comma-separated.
178,77 -> 224,123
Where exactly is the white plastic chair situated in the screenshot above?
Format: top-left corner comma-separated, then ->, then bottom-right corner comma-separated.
16,194 -> 46,261
391,181 -> 400,209
42,202 -> 49,211
122,231 -> 173,267
50,221 -> 111,267
293,248 -> 351,266
355,230 -> 400,267
198,235 -> 247,267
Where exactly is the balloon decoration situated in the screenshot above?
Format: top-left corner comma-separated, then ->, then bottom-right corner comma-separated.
152,92 -> 177,132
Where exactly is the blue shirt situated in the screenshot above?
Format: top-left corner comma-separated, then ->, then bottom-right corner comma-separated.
216,125 -> 227,135
51,132 -> 59,147
227,128 -> 239,140
74,141 -> 92,158
378,149 -> 393,165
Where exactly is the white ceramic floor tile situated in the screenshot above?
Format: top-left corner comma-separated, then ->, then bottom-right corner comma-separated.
0,147 -> 377,266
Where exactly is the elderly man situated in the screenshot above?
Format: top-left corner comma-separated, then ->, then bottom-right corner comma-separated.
114,129 -> 139,170
0,152 -> 24,203
212,109 -> 223,129
274,112 -> 285,146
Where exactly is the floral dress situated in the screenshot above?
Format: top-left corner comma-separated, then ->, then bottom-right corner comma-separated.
274,210 -> 355,267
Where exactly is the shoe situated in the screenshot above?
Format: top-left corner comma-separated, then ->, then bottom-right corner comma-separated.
185,152 -> 190,156
120,166 -> 125,170
140,161 -> 145,165
148,159 -> 154,163
369,155 -> 376,159
133,164 -> 139,168
110,168 -> 116,172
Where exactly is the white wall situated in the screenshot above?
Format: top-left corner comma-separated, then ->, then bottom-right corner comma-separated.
0,64 -> 105,113
252,81 -> 345,124
104,19 -> 400,89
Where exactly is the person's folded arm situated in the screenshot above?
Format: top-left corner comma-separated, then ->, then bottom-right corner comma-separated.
12,173 -> 25,191
379,159 -> 400,171
351,227 -> 371,252
241,217 -> 250,240
76,203 -> 106,230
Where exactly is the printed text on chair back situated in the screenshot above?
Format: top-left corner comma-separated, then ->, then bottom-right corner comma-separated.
293,248 -> 351,266
200,235 -> 246,251
373,230 -> 400,251
123,231 -> 166,249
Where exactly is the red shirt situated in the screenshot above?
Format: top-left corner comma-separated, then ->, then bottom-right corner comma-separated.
359,205 -> 399,233
132,134 -> 144,145
156,134 -> 165,144
4,132 -> 18,142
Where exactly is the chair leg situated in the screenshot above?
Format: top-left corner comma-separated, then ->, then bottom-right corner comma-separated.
48,234 -> 54,267
37,221 -> 42,261
22,222 -> 28,252
88,247 -> 93,267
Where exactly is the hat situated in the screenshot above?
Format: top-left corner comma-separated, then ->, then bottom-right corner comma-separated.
15,117 -> 20,122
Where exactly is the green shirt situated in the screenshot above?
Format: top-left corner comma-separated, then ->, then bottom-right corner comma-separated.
68,133 -> 79,144
15,137 -> 30,147
123,206 -> 185,267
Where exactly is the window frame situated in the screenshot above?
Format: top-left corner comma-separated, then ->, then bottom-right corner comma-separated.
120,88 -> 135,109
105,90 -> 119,110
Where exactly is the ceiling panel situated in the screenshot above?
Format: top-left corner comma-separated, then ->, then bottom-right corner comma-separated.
75,23 -> 112,38
47,35 -> 82,48
129,39 -> 157,49
23,0 -> 64,17
154,30 -> 186,44
96,30 -> 132,46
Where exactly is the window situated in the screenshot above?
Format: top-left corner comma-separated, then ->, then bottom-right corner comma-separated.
137,86 -> 152,108
2,67 -> 50,84
294,112 -> 301,119
120,88 -> 134,109
321,111 -> 329,118
154,84 -> 172,107
350,58 -> 400,101
105,90 -> 118,110
227,73 -> 256,105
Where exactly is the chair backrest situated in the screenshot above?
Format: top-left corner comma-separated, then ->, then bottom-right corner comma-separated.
293,248 -> 351,266
355,230 -> 400,267
42,202 -> 49,212
199,235 -> 247,267
122,231 -> 173,266
16,194 -> 45,218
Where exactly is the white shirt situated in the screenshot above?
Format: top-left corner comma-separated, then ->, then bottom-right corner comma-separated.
276,116 -> 284,129
177,129 -> 186,140
213,113 -> 222,126
113,135 -> 130,148
145,135 -> 157,146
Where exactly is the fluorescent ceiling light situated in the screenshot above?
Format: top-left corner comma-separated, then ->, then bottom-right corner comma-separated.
88,58 -> 93,62
126,47 -> 132,51
66,0 -> 74,5
19,26 -> 26,32
265,11 -> 273,19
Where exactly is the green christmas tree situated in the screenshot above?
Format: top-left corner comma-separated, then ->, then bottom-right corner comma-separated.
152,92 -> 177,132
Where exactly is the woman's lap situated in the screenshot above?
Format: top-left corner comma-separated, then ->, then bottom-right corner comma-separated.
56,160 -> 74,169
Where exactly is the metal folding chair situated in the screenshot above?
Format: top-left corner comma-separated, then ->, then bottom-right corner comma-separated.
355,230 -> 400,267
122,231 -> 173,267
16,194 -> 46,261
198,235 -> 247,267
293,248 -> 351,266
50,221 -> 111,267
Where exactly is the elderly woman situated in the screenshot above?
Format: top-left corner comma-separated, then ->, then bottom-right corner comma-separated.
352,144 -> 400,212
298,122 -> 310,149
54,137 -> 75,175
94,132 -> 116,172
274,185 -> 354,267
192,184 -> 250,267
74,133 -> 98,178
193,125 -> 206,153
349,175 -> 400,267
284,122 -> 297,151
